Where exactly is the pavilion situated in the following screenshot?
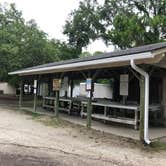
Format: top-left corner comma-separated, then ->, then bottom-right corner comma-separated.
9,42 -> 166,144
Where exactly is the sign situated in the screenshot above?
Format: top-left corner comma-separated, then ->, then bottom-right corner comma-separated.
86,78 -> 92,91
34,80 -> 37,94
53,79 -> 61,91
34,80 -> 37,88
120,74 -> 129,96
62,77 -> 68,91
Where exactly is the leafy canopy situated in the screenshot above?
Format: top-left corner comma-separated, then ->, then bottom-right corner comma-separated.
0,3 -> 79,85
64,0 -> 166,50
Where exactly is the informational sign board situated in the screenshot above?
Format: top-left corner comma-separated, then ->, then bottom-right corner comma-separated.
53,79 -> 61,91
62,77 -> 68,91
120,74 -> 129,96
34,80 -> 37,94
86,78 -> 92,91
34,80 -> 37,88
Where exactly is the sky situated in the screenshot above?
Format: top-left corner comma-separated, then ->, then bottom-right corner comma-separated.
1,0 -> 114,53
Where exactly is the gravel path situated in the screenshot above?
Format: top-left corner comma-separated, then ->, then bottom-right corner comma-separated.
0,106 -> 165,166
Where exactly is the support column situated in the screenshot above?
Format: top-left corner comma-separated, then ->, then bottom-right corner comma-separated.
87,90 -> 93,128
139,75 -> 145,142
19,80 -> 23,109
86,78 -> 93,129
54,91 -> 60,117
48,75 -> 52,96
33,79 -> 38,112
70,79 -> 74,98
162,76 -> 166,121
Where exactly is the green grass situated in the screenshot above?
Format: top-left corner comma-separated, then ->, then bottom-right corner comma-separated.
21,108 -> 66,128
141,141 -> 166,152
36,116 -> 66,127
149,141 -> 166,151
20,108 -> 40,118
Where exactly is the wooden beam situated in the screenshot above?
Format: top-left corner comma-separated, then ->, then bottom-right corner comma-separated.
129,67 -> 140,80
54,91 -> 60,117
139,75 -> 145,142
19,79 -> 23,109
92,69 -> 101,80
80,71 -> 87,79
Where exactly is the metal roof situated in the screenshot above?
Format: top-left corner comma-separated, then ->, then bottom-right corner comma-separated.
9,42 -> 166,75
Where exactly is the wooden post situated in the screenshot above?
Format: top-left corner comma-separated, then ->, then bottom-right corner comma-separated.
54,91 -> 59,117
87,89 -> 93,128
70,79 -> 74,98
33,79 -> 38,112
48,75 -> 52,96
86,77 -> 93,129
19,80 -> 23,109
139,75 -> 145,142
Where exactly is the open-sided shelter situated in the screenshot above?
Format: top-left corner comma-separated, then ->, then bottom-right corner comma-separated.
9,42 -> 166,144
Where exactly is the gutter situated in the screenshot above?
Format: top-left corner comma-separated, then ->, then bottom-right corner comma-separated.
130,60 -> 151,144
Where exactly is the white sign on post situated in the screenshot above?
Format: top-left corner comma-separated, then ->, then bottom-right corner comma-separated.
34,80 -> 37,88
62,77 -> 68,91
34,80 -> 37,94
86,78 -> 92,91
120,74 -> 129,96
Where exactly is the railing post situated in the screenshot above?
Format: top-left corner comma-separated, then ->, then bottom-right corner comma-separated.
54,91 -> 60,117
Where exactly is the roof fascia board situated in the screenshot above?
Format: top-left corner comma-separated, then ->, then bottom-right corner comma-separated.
152,48 -> 166,56
9,52 -> 153,75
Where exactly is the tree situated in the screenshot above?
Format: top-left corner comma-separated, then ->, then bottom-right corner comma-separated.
0,3 -> 79,85
101,0 -> 166,49
64,0 -> 166,50
53,40 -> 80,60
93,51 -> 103,56
63,0 -> 105,53
80,51 -> 92,57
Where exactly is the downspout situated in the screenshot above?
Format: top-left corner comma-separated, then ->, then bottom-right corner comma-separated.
130,60 -> 151,144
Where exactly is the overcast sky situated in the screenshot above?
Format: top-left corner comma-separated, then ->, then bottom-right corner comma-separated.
1,0 -> 113,53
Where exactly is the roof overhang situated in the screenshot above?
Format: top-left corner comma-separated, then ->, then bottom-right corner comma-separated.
8,47 -> 166,76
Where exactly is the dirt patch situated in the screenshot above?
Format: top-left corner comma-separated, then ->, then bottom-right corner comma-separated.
0,106 -> 166,166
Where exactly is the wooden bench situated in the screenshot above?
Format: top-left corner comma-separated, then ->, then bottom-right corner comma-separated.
81,100 -> 139,129
42,96 -> 72,114
81,100 -> 162,129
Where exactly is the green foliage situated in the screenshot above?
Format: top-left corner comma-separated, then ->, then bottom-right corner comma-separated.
93,51 -> 103,56
101,0 -> 166,48
54,40 -> 80,60
0,3 -> 78,85
64,0 -> 166,50
147,141 -> 166,151
63,0 -> 105,53
80,51 -> 92,57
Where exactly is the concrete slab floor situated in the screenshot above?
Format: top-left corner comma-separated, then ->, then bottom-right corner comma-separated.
21,107 -> 166,141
